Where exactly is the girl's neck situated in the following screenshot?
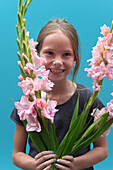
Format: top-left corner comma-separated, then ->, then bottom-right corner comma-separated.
47,78 -> 77,105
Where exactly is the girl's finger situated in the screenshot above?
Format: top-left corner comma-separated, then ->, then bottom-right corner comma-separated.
62,155 -> 74,162
36,158 -> 55,170
35,151 -> 54,159
35,153 -> 57,166
55,163 -> 69,170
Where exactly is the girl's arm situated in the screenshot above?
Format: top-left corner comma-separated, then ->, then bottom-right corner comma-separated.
55,136 -> 108,170
12,124 -> 56,170
12,123 -> 36,170
73,136 -> 108,169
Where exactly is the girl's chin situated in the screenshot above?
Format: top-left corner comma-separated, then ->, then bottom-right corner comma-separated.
48,71 -> 66,81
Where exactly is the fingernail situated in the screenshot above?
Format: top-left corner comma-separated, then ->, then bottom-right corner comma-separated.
55,164 -> 58,167
54,158 -> 57,161
51,151 -> 54,154
55,154 -> 57,157
62,156 -> 64,159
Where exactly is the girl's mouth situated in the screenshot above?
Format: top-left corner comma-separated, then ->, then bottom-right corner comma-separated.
49,68 -> 65,74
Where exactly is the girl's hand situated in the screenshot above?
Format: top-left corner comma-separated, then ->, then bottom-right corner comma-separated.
55,155 -> 77,170
35,151 -> 57,170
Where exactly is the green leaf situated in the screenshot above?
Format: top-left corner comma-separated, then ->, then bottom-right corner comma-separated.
69,96 -> 79,129
70,114 -> 113,155
48,121 -> 58,151
23,120 -> 47,152
56,111 -> 85,158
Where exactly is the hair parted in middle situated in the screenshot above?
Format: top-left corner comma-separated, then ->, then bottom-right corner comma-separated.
36,18 -> 80,81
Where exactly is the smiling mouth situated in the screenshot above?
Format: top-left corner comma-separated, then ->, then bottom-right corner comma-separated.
49,68 -> 65,73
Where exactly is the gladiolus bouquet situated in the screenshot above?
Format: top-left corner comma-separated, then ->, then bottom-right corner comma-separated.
14,0 -> 113,169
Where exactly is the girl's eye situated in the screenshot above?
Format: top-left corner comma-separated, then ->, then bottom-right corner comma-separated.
63,53 -> 71,57
46,51 -> 53,55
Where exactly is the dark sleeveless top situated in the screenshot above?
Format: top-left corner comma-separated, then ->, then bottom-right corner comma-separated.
10,84 -> 104,170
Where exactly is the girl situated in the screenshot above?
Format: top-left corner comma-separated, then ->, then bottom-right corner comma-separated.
10,19 -> 108,170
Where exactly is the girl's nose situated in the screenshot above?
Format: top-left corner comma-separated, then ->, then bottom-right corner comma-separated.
53,57 -> 63,66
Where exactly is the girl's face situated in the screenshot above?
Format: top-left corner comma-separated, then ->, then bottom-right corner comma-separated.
39,31 -> 75,82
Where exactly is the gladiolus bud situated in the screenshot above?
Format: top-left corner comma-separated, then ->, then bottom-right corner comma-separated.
22,27 -> 26,40
24,66 -> 30,74
23,18 -> 26,28
23,40 -> 28,56
26,31 -> 29,37
18,75 -> 24,81
17,61 -> 22,67
16,38 -> 22,52
22,53 -> 28,60
17,11 -> 22,26
110,20 -> 113,33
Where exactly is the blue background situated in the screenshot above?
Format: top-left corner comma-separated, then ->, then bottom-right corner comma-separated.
0,0 -> 113,169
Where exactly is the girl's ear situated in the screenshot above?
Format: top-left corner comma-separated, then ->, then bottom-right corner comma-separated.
73,61 -> 76,66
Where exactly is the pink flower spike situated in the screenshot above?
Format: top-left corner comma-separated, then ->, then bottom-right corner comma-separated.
18,75 -> 24,81
100,24 -> 110,36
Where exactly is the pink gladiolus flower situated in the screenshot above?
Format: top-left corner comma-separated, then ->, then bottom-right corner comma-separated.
33,78 -> 42,91
107,99 -> 113,117
85,62 -> 106,81
26,114 -> 41,132
106,64 -> 113,80
18,77 -> 35,96
18,75 -> 24,81
29,38 -> 38,49
26,63 -> 47,77
40,77 -> 54,91
34,77 -> 54,92
100,24 -> 110,36
92,81 -> 101,92
31,49 -> 46,66
91,107 -> 111,137
91,107 -> 107,121
41,99 -> 58,123
35,98 -> 48,110
14,96 -> 34,121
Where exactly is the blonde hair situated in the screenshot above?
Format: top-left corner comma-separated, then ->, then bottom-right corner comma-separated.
36,18 -> 80,81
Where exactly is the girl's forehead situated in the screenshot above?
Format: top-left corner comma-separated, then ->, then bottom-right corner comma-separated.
41,31 -> 73,49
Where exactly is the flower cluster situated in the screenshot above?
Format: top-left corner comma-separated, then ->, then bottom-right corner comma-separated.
85,23 -> 113,92
85,23 -> 113,136
91,92 -> 113,136
15,38 -> 58,132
